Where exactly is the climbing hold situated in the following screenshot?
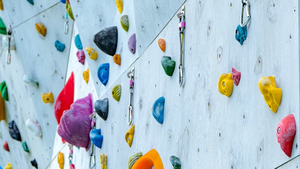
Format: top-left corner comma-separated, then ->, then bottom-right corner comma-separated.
0,81 -> 8,101
60,0 -> 66,3
58,94 -> 93,150
55,40 -> 65,52
0,91 -> 5,121
120,15 -> 129,32
100,153 -> 107,169
97,63 -> 109,86
90,128 -> 103,149
152,97 -> 165,124
3,141 -> 9,152
70,164 -> 75,169
113,54 -> 121,66
22,142 -> 29,153
161,56 -> 176,76
27,0 -> 34,5
277,114 -> 296,157
94,98 -> 109,121
231,67 -> 241,86
66,1 -> 74,21
0,0 -> 3,10
8,120 -> 21,141
258,76 -> 282,113
54,72 -> 74,124
35,23 -> 47,37
170,156 -> 181,169
235,25 -> 247,45
158,39 -> 166,52
26,119 -> 43,137
125,124 -> 135,147
4,163 -> 12,169
58,152 -> 64,169
76,50 -> 85,65
83,69 -> 89,84
132,149 -> 163,169
128,152 -> 143,169
112,85 -> 121,102
23,75 -> 39,88
31,159 -> 38,169
128,33 -> 136,54
115,0 -> 123,14
0,18 -> 6,35
42,92 -> 54,104
85,46 -> 98,60
74,34 -> 82,50
94,26 -> 118,56
218,73 -> 233,97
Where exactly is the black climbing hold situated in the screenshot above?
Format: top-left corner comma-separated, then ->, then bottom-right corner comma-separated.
93,26 -> 118,56
94,98 -> 109,121
8,120 -> 22,142
31,159 -> 38,169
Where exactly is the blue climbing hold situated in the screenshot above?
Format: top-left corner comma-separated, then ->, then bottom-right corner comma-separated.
27,0 -> 34,5
55,40 -> 65,52
90,128 -> 103,149
60,0 -> 66,3
75,34 -> 83,50
97,63 -> 109,86
152,97 -> 165,124
235,25 -> 247,45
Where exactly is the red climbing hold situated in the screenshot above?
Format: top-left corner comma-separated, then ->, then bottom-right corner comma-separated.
277,114 -> 296,157
54,72 -> 75,125
232,67 -> 241,86
3,141 -> 9,152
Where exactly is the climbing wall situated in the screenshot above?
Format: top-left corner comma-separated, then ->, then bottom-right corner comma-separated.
0,1 -> 73,169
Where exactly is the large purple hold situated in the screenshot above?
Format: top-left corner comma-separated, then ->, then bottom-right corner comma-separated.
58,93 -> 93,150
128,33 -> 136,54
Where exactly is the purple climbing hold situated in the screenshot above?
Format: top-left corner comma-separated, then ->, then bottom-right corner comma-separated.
77,50 -> 85,65
128,33 -> 136,54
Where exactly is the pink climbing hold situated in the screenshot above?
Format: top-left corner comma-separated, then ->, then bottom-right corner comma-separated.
58,94 -> 93,150
232,67 -> 241,86
277,114 -> 296,157
70,163 -> 75,169
76,50 -> 85,65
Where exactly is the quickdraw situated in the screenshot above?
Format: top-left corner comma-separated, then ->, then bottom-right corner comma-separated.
64,13 -> 69,34
127,67 -> 134,126
89,113 -> 96,169
68,144 -> 75,168
6,25 -> 12,64
177,5 -> 185,87
235,0 -> 251,45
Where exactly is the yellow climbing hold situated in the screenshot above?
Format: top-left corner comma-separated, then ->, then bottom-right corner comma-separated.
58,152 -> 64,169
115,0 -> 123,14
125,124 -> 135,147
35,23 -> 47,37
86,46 -> 98,60
100,153 -> 107,169
42,92 -> 54,104
83,69 -> 89,84
0,0 -> 3,10
258,76 -> 282,113
4,163 -> 12,169
218,73 -> 233,97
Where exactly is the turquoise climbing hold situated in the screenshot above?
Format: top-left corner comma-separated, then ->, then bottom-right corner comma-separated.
90,128 -> 103,149
27,0 -> 34,5
22,142 -> 30,153
75,34 -> 83,50
55,40 -> 65,52
152,97 -> 165,124
161,56 -> 176,76
170,156 -> 181,169
0,81 -> 8,101
235,25 -> 247,45
97,63 -> 109,86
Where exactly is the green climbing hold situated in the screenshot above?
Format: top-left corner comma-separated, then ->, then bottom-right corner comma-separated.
120,15 -> 129,32
0,18 -> 6,35
22,142 -> 30,153
161,56 -> 176,76
112,85 -> 121,102
0,81 -> 8,101
66,1 -> 75,21
170,156 -> 181,169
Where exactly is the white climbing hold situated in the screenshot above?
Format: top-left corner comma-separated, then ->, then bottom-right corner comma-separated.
26,118 -> 43,137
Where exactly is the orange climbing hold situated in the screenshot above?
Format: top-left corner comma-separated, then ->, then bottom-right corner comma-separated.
58,152 -> 64,169
0,0 -> 3,10
3,141 -> 9,152
0,92 -> 5,121
158,39 -> 166,52
132,149 -> 164,169
35,23 -> 47,37
113,54 -> 121,66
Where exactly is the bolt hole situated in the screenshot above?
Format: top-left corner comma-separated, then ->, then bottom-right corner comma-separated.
230,3 -> 232,7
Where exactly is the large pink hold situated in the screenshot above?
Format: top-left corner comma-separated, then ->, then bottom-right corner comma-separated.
277,114 -> 296,157
232,67 -> 241,86
58,94 -> 93,150
76,50 -> 85,65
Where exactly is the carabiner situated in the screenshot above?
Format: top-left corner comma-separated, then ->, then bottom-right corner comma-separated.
89,144 -> 96,169
127,67 -> 134,126
240,0 -> 251,27
177,5 -> 185,87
